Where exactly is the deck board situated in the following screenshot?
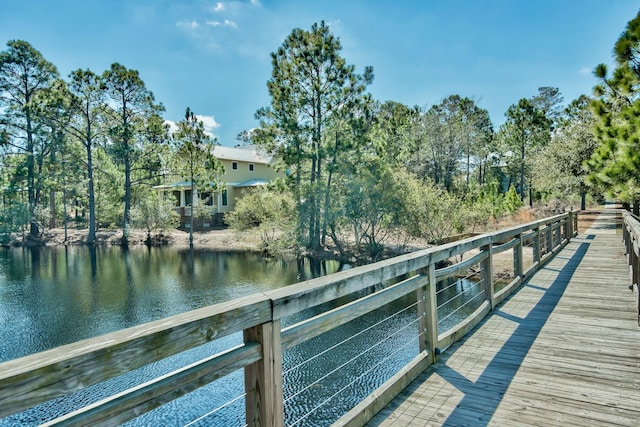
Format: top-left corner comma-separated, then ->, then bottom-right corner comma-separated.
366,210 -> 640,427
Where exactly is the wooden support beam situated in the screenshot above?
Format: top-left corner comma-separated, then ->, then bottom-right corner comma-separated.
514,233 -> 523,278
244,321 -> 284,427
534,227 -> 541,263
481,244 -> 494,310
424,263 -> 439,364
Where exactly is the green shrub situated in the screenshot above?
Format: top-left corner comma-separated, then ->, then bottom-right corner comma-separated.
226,188 -> 297,254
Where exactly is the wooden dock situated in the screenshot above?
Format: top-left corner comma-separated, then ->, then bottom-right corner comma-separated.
367,210 -> 640,427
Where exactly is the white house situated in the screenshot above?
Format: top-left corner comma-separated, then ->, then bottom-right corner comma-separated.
154,145 -> 283,228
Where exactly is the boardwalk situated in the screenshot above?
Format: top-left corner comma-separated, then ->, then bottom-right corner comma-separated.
367,210 -> 640,427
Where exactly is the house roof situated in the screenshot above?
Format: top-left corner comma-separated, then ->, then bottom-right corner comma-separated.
153,179 -> 270,190
153,181 -> 192,190
230,179 -> 269,188
213,145 -> 273,165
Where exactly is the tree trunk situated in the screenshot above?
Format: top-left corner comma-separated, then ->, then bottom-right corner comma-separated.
86,141 -> 96,245
63,184 -> 68,242
466,151 -> 470,186
122,157 -> 131,246
120,100 -> 131,247
520,143 -> 525,201
308,88 -> 323,251
49,189 -> 56,229
26,113 -> 38,237
321,132 -> 339,247
529,186 -> 533,208
307,151 -> 315,249
189,153 -> 194,248
294,137 -> 303,245
85,116 -> 96,245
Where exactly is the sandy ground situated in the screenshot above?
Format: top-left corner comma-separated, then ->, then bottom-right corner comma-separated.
12,226 -> 263,251
9,207 -> 601,260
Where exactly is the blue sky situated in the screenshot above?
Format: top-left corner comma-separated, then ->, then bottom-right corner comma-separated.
1,1 -> 637,145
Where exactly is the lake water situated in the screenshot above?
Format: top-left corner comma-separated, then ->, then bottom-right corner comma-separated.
0,246 -> 481,426
0,246 -> 341,362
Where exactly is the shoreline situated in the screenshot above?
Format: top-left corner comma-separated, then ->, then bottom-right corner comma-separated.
5,227 -> 265,252
3,208 -> 601,262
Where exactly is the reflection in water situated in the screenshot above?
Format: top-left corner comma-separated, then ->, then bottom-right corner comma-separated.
0,247 -> 483,426
0,246 -> 340,363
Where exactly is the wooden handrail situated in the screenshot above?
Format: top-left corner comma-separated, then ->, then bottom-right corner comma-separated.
622,211 -> 640,325
0,211 -> 578,427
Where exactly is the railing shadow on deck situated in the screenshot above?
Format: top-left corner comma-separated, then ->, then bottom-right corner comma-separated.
436,237 -> 591,426
0,212 -> 579,427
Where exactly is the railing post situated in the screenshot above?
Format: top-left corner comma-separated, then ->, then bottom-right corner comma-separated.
632,244 -> 639,292
418,263 -> 439,364
244,320 -> 284,427
481,244 -> 495,310
514,233 -> 523,278
567,211 -> 574,239
533,226 -> 541,263
636,247 -> 640,326
624,222 -> 629,258
557,221 -> 562,246
417,280 -> 427,354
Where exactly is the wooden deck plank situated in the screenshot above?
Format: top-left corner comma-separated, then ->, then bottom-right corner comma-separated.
366,210 -> 640,427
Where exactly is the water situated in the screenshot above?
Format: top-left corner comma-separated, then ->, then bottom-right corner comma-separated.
0,246 -> 339,362
0,246 -> 483,426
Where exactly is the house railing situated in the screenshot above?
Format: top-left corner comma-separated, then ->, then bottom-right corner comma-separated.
0,212 -> 577,427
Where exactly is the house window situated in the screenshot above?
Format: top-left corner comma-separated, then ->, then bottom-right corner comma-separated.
249,163 -> 254,172
221,189 -> 228,207
201,192 -> 213,206
232,162 -> 238,170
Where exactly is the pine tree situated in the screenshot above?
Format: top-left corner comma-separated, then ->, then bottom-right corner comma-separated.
588,10 -> 640,211
0,40 -> 58,237
256,21 -> 373,250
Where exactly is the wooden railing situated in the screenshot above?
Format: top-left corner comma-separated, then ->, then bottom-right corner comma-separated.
0,212 -> 577,427
622,211 -> 640,325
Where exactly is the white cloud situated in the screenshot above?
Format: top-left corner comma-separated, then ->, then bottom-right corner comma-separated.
164,120 -> 179,135
196,114 -> 221,137
176,20 -> 200,30
579,66 -> 592,74
178,0 -> 263,52
165,115 -> 220,138
206,19 -> 237,28
223,19 -> 238,28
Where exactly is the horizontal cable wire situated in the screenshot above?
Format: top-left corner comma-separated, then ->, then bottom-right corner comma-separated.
460,267 -> 482,281
438,288 -> 487,324
436,268 -> 482,296
284,311 -> 420,405
437,279 -> 484,310
283,300 -> 418,376
436,278 -> 464,295
183,392 -> 246,427
287,326 -> 420,427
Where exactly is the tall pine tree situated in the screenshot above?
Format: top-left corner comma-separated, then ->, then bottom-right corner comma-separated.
588,10 -> 640,212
